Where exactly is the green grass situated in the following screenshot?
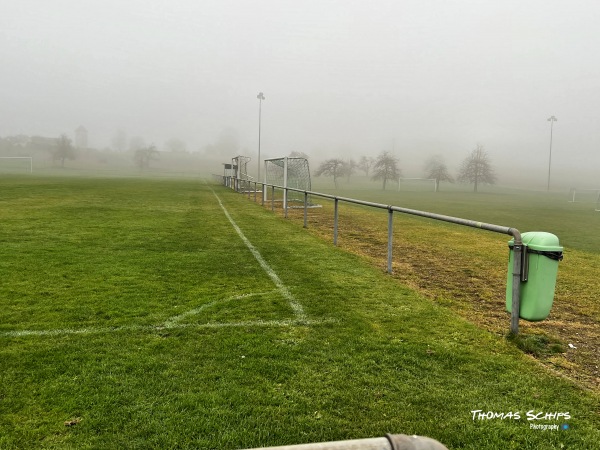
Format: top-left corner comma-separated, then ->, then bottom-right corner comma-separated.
312,176 -> 600,254
508,333 -> 566,358
294,177 -> 600,391
0,175 -> 598,449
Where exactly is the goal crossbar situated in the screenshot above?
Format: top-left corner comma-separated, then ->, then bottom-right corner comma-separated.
0,157 -> 33,173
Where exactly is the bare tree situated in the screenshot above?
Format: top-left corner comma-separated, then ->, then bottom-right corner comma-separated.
314,158 -> 345,188
457,144 -> 496,192
134,144 -> 159,169
424,155 -> 454,192
53,134 -> 76,168
371,151 -> 401,190
358,155 -> 375,176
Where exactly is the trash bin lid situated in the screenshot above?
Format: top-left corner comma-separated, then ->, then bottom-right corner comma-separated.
508,231 -> 563,252
521,231 -> 563,252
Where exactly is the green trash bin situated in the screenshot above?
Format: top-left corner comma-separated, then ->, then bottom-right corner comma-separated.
506,232 -> 563,321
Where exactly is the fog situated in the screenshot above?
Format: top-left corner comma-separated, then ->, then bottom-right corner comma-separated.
2,0 -> 599,187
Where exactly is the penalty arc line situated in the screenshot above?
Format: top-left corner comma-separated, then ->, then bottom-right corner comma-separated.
210,188 -> 306,321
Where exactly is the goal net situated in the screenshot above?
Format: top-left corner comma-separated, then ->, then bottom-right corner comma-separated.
397,178 -> 436,192
568,188 -> 600,204
231,155 -> 254,192
0,157 -> 33,173
264,157 -> 313,207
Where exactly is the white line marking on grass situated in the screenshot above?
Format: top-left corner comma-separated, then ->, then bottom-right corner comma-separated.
0,290 -> 330,339
163,291 -> 273,328
210,188 -> 306,321
0,318 -> 336,338
0,186 -> 314,339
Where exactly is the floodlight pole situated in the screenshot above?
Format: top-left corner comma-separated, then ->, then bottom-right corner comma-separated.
547,116 -> 557,191
257,92 -> 265,185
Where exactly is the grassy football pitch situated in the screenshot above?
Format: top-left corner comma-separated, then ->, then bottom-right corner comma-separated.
0,175 -> 598,449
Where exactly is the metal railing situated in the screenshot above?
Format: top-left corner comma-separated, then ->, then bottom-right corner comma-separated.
223,177 -> 524,336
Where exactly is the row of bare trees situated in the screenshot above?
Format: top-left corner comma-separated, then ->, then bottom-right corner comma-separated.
314,151 -> 401,189
314,144 -> 496,192
56,134 -> 159,170
426,144 -> 497,192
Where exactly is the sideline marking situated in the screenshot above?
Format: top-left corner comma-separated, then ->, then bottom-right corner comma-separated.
210,188 -> 306,320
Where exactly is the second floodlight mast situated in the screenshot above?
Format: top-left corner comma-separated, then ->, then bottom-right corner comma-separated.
257,92 -> 265,186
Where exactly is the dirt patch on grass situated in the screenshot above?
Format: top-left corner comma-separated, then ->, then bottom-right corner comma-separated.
279,203 -> 600,392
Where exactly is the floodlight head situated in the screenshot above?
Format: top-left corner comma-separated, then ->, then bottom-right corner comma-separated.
257,92 -> 265,100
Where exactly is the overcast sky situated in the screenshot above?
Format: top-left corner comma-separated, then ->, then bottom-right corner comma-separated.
1,0 -> 599,182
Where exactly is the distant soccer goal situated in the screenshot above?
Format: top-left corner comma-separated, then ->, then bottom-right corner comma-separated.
397,178 -> 436,192
231,155 -> 254,192
0,157 -> 33,173
264,157 -> 314,208
568,188 -> 600,204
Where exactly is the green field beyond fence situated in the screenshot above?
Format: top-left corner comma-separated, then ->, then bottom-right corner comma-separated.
311,177 -> 600,254
0,176 -> 598,449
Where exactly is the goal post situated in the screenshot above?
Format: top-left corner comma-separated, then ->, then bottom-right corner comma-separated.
0,157 -> 33,173
264,157 -> 312,208
568,188 -> 600,204
231,155 -> 253,192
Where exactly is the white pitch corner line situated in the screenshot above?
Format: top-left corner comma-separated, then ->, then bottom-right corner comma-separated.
210,188 -> 306,321
163,291 -> 274,328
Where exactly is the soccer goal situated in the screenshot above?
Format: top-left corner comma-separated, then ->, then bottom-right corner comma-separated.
397,178 -> 436,192
231,155 -> 254,192
568,188 -> 600,204
0,157 -> 33,173
264,157 -> 313,208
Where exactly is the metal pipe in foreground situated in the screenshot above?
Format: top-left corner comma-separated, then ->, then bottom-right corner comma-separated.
509,229 -> 523,335
387,208 -> 393,274
245,434 -> 448,450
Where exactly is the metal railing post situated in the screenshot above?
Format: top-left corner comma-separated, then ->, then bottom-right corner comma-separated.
334,198 -> 339,246
304,191 -> 308,228
271,185 -> 275,212
284,188 -> 289,219
261,183 -> 265,206
387,208 -> 393,274
510,231 -> 523,335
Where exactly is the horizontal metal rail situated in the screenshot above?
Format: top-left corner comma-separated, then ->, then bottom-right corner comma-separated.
223,177 -> 524,335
